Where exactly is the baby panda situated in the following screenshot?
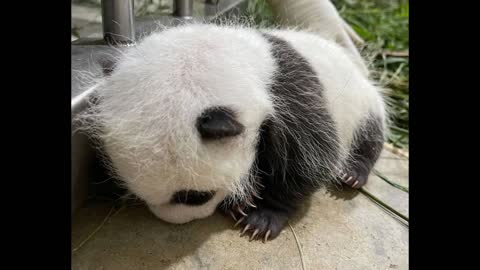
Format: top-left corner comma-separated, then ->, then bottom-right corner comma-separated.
77,0 -> 386,242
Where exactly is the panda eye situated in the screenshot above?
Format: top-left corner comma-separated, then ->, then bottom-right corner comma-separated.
196,106 -> 244,140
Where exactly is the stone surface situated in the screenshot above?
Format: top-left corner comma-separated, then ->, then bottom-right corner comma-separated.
72,186 -> 408,269
376,149 -> 409,188
360,147 -> 409,219
363,174 -> 409,218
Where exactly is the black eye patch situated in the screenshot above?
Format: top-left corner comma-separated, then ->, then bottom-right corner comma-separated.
170,190 -> 216,206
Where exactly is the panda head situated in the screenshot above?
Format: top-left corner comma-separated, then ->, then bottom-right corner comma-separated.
84,24 -> 276,223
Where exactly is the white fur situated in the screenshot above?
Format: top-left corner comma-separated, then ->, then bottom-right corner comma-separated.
266,0 -> 369,75
76,0 -> 386,224
82,25 -> 277,223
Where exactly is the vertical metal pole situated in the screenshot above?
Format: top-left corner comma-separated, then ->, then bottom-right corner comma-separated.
101,0 -> 136,45
174,0 -> 193,18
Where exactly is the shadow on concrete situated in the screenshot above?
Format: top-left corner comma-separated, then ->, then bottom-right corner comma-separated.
74,150 -> 365,269
325,183 -> 361,201
72,199 -> 233,270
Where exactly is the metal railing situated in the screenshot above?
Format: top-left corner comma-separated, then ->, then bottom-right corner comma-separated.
101,0 -> 136,44
101,0 -> 194,45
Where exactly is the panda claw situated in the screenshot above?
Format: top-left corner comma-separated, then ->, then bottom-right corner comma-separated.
237,206 -> 248,216
246,200 -> 257,208
263,230 -> 271,243
229,210 -> 237,221
352,180 -> 360,188
234,216 -> 245,228
240,224 -> 251,236
251,190 -> 263,200
253,193 -> 263,200
250,229 -> 259,241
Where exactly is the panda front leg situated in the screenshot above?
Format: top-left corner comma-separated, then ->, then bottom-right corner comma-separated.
219,177 -> 306,242
235,194 -> 293,242
340,116 -> 385,189
340,154 -> 377,189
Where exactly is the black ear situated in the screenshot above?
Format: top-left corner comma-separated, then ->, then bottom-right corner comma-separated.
196,107 -> 245,140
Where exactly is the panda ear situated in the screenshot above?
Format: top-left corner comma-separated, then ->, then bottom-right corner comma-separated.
196,107 -> 245,140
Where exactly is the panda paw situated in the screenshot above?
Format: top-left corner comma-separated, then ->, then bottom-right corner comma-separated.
337,164 -> 370,189
340,172 -> 367,188
227,201 -> 288,242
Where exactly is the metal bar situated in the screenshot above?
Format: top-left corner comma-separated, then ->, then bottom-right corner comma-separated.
101,0 -> 136,45
174,0 -> 194,18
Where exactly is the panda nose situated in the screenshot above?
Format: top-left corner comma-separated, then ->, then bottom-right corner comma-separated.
196,107 -> 245,140
170,190 -> 216,206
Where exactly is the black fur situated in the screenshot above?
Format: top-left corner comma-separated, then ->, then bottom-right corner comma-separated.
171,190 -> 216,206
196,106 -> 245,140
221,33 -> 341,240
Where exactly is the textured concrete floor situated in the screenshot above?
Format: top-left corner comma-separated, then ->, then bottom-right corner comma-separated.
72,147 -> 408,270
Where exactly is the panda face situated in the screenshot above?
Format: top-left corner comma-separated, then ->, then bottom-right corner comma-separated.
89,25 -> 276,223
